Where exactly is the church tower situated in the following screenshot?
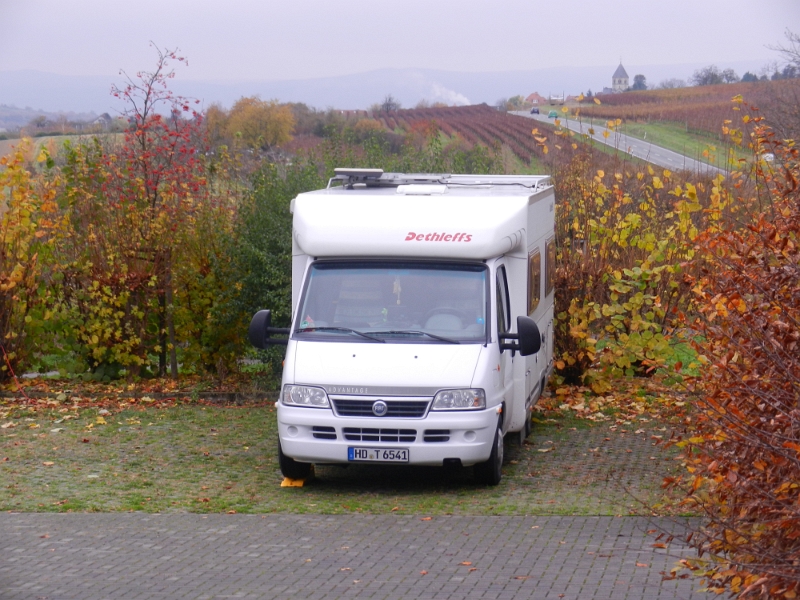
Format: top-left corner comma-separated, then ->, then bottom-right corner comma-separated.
612,63 -> 629,92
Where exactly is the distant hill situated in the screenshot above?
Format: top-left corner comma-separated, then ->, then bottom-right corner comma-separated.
0,60 -> 766,115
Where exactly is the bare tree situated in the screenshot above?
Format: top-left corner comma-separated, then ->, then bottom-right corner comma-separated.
759,30 -> 800,140
380,94 -> 401,112
657,78 -> 687,89
721,68 -> 739,83
691,65 -> 724,86
769,28 -> 800,70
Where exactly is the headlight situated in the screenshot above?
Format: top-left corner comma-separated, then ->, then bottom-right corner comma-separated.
431,388 -> 486,410
282,385 -> 330,408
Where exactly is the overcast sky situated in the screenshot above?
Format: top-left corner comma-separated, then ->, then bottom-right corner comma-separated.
1,0 -> 797,83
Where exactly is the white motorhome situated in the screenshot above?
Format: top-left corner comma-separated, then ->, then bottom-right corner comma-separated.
249,169 -> 555,485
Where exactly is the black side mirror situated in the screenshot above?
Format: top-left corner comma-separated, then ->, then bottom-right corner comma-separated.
499,316 -> 541,356
248,310 -> 290,348
516,316 -> 541,356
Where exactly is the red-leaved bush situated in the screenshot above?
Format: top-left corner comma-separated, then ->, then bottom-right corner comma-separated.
672,120 -> 799,597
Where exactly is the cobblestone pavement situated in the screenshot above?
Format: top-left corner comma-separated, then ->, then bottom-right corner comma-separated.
1,514 -> 711,599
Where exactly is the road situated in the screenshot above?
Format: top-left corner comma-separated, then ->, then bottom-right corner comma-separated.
0,513 -> 711,599
512,111 -> 727,175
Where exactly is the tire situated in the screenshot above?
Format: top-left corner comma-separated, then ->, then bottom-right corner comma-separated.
278,441 -> 312,479
474,425 -> 504,486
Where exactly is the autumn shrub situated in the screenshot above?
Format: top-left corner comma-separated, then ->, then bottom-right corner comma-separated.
39,48 -> 211,379
549,143 -> 722,389
0,143 -> 61,381
668,120 -> 800,598
170,151 -> 245,377
210,161 -> 323,383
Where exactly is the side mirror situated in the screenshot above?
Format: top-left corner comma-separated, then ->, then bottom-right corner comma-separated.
248,310 -> 289,348
499,316 -> 541,356
516,316 -> 541,356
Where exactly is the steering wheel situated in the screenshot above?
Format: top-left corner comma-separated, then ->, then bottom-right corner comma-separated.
423,307 -> 470,323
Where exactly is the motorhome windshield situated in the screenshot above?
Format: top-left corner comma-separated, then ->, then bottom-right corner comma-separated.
294,261 -> 487,343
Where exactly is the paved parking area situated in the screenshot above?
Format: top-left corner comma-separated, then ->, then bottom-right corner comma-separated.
1,513 -> 709,599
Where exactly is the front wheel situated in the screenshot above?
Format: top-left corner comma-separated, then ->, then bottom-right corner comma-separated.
474,426 -> 504,486
278,441 -> 312,479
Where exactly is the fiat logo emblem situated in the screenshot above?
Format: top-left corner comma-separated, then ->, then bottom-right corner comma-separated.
372,400 -> 388,417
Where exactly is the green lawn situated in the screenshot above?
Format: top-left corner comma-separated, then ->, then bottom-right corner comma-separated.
1,401 -> 685,516
603,120 -> 749,169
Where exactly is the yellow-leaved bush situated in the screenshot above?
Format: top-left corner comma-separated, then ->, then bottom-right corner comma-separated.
551,149 -> 735,391
0,142 -> 61,381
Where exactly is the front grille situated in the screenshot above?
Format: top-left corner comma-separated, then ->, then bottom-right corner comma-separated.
343,428 -> 417,443
332,399 -> 429,418
312,426 -> 336,440
424,429 -> 451,443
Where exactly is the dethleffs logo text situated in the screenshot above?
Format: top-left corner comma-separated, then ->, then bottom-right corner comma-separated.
405,232 -> 473,242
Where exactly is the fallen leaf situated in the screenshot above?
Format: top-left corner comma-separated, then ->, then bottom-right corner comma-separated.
42,461 -> 54,466
420,571 -> 428,575
652,543 -> 667,549
514,576 -> 531,580
1,422 -> 17,429
227,510 -> 236,514
81,438 -> 90,443
459,561 -> 472,566
469,568 -> 477,572
537,447 -> 554,453
636,562 -> 648,567
391,506 -> 399,512
339,568 -> 351,572
420,517 -> 432,521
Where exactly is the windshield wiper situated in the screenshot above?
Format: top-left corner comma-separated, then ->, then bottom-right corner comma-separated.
295,326 -> 385,342
371,330 -> 460,344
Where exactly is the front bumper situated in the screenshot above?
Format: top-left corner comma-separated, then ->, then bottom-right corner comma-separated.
278,404 -> 500,467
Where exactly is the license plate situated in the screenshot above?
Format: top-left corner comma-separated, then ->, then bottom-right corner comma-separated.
348,447 -> 409,462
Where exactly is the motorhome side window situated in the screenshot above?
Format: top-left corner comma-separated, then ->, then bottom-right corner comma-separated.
295,261 -> 488,343
545,237 -> 555,297
496,266 -> 510,335
528,250 -> 541,315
